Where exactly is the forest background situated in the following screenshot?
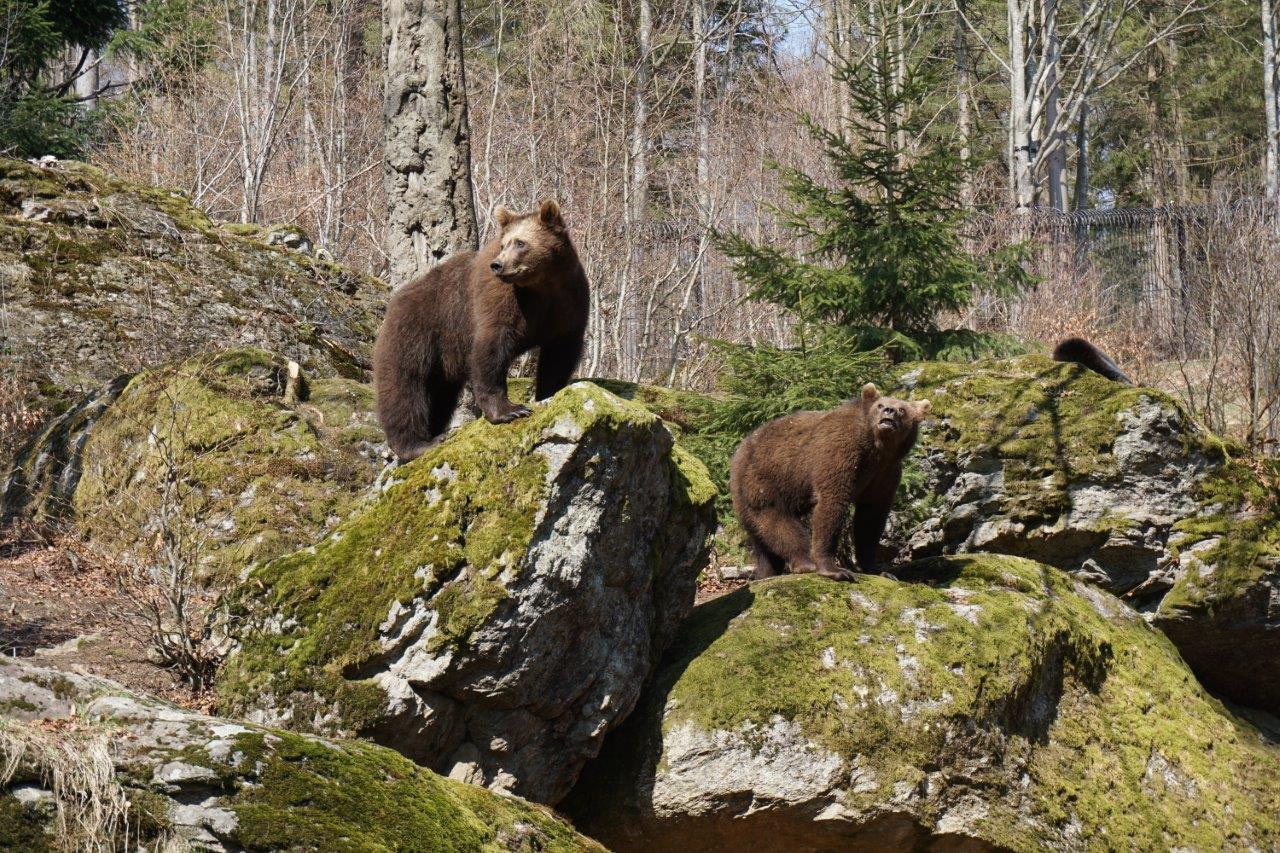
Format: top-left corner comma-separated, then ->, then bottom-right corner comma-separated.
3,0 -> 1280,452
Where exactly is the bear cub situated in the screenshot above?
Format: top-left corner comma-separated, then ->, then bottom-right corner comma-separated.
730,383 -> 931,581
374,201 -> 590,461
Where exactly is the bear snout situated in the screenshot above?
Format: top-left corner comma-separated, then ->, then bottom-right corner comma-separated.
490,260 -> 504,272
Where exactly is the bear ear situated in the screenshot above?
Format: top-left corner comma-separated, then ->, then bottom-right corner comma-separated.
915,399 -> 932,417
494,205 -> 517,230
539,199 -> 564,229
861,382 -> 880,402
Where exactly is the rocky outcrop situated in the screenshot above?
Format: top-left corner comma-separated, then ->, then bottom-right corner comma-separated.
0,658 -> 601,851
2,349 -> 384,577
889,356 -> 1280,713
896,356 -> 1221,599
1150,460 -> 1280,712
564,554 -> 1280,851
219,382 -> 717,805
0,158 -> 388,407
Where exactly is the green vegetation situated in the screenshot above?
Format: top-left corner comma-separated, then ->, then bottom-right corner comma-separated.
221,729 -> 601,852
624,554 -> 1280,848
217,382 -> 712,734
0,0 -> 125,157
715,0 -> 1030,343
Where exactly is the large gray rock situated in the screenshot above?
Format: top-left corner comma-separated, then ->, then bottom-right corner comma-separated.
890,356 -> 1280,713
0,658 -> 601,851
2,349 -> 384,579
563,555 -> 1280,851
0,158 -> 388,411
219,382 -> 718,805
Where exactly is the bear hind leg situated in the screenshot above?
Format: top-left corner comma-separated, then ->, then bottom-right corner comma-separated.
745,506 -> 816,575
383,378 -> 461,464
747,533 -> 786,580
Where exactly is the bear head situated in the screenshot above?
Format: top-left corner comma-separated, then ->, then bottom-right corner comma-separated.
860,382 -> 931,446
490,200 -> 569,283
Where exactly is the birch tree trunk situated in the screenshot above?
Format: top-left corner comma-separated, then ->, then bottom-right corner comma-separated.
1263,0 -> 1280,204
630,0 -> 652,223
384,0 -> 478,284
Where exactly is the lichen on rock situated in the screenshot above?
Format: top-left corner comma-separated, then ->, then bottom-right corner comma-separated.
2,348 -> 383,578
219,381 -> 717,805
0,157 -> 388,410
563,553 -> 1280,851
0,658 -> 601,851
889,354 -> 1280,715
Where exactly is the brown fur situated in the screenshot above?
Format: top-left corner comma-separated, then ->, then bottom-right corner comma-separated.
729,384 -> 931,581
374,201 -> 590,460
1052,336 -> 1132,384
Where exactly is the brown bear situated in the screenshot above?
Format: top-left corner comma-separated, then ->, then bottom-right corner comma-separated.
729,383 -> 931,581
1052,336 -> 1132,384
374,201 -> 590,461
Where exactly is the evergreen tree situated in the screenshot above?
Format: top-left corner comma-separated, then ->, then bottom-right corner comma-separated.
0,0 -> 127,157
716,0 -> 1030,344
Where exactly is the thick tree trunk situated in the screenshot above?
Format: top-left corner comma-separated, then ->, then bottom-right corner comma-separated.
384,0 -> 478,284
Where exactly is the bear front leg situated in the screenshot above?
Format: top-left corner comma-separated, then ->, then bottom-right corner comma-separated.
810,492 -> 857,581
852,501 -> 893,575
853,466 -> 901,575
472,330 -> 531,424
535,332 -> 585,401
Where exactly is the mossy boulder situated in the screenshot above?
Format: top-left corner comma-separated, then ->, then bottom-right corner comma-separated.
895,355 -> 1224,598
2,348 -> 383,578
219,381 -> 717,805
0,658 -> 601,851
0,157 -> 387,414
563,554 -> 1280,851
1151,458 -> 1280,712
885,356 -> 1280,714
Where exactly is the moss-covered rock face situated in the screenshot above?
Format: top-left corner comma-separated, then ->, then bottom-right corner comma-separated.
220,381 -> 717,805
0,658 -> 602,852
896,355 -> 1225,595
1152,459 -> 1280,711
891,355 -> 1280,714
564,554 -> 1280,851
0,158 -> 388,412
2,349 -> 383,578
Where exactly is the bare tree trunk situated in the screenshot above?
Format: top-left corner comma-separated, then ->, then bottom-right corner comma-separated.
692,0 -> 710,308
1264,0 -> 1279,203
1043,0 -> 1066,210
955,0 -> 974,209
384,0 -> 478,283
1072,96 -> 1089,210
630,0 -> 652,222
1008,0 -> 1035,209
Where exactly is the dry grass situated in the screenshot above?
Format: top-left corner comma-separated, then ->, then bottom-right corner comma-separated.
0,718 -> 129,851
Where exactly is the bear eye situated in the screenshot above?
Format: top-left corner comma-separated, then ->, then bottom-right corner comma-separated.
514,239 -> 527,249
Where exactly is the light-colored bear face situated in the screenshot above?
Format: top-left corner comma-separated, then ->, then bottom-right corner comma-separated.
490,200 -> 567,284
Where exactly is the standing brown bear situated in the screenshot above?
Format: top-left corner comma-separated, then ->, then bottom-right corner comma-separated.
730,383 -> 930,581
374,201 -> 589,461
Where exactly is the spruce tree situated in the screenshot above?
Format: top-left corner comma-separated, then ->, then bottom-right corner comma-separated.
717,0 -> 1029,344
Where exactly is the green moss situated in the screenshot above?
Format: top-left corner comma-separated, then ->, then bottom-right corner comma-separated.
896,355 -> 1223,525
1160,458 -> 1280,614
69,349 -> 378,581
190,729 -> 597,852
0,795 -> 51,853
218,382 -> 685,734
642,554 -> 1280,848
